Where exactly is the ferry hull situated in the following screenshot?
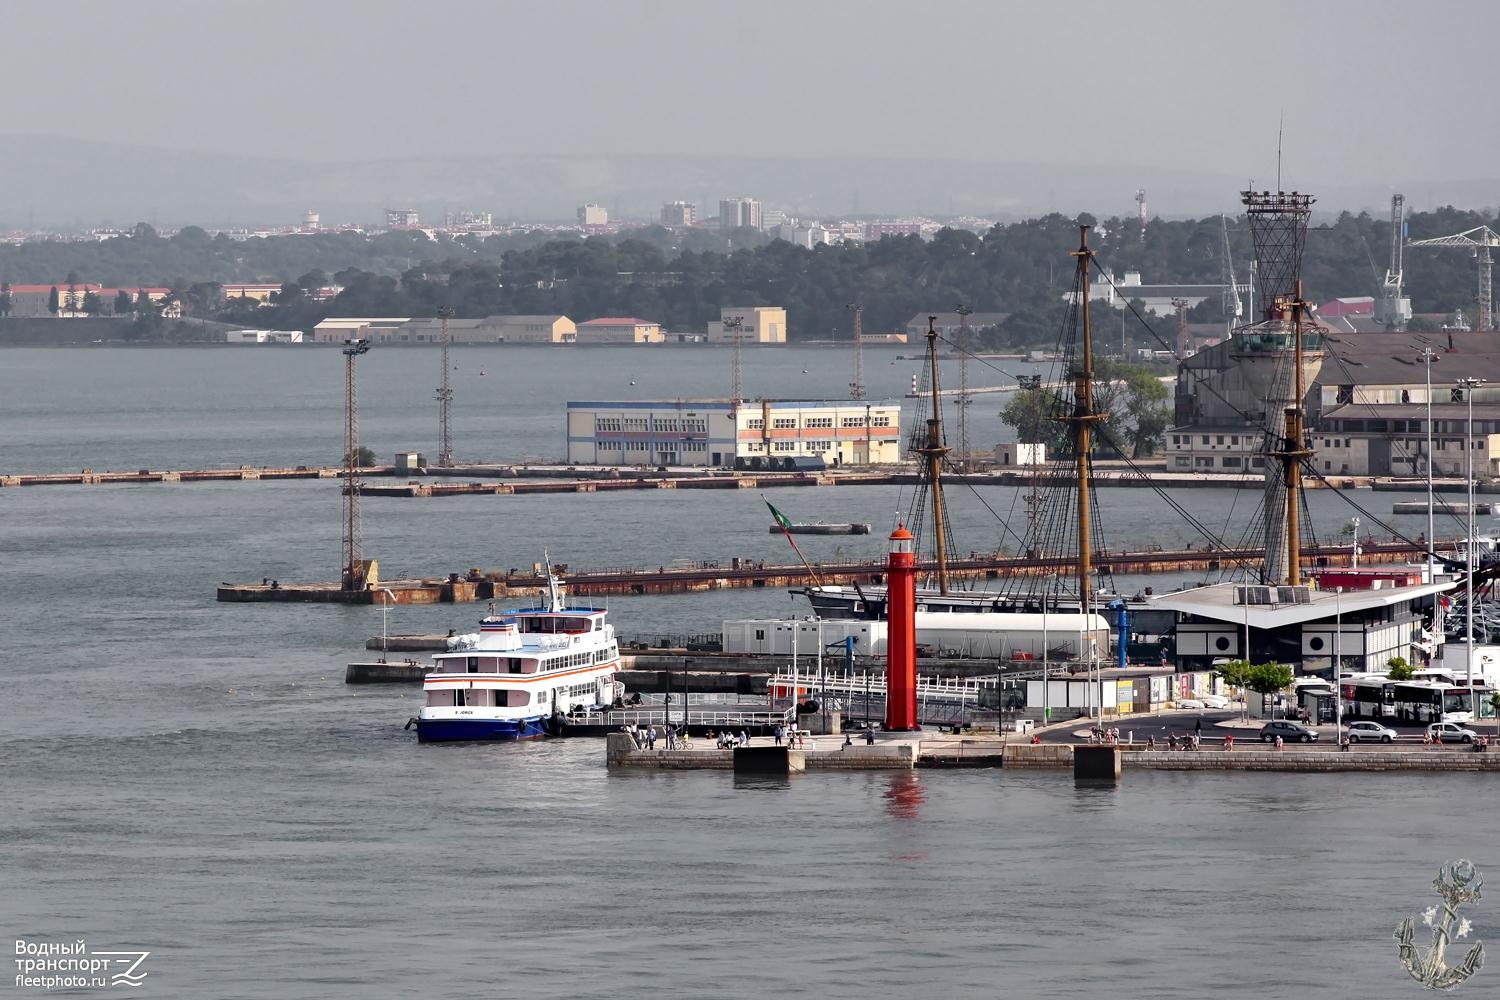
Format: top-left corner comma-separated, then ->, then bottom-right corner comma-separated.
416,716 -> 548,743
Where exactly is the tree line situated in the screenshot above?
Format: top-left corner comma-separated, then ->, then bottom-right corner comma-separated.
4,206 -> 1497,344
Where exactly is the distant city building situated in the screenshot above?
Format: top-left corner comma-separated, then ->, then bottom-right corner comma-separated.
660,201 -> 697,227
577,204 -> 608,227
565,399 -> 901,467
1084,271 -> 1226,315
865,220 -> 923,240
761,208 -> 787,231
771,223 -> 829,249
707,306 -> 787,344
312,318 -> 413,344
442,210 -> 493,228
221,283 -> 285,303
719,197 -> 761,231
576,317 -> 664,344
301,210 -> 320,229
386,209 -> 420,227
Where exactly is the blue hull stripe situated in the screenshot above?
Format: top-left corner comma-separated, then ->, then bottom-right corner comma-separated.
417,717 -> 549,742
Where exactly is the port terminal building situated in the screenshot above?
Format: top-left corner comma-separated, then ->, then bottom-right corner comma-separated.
565,399 -> 901,467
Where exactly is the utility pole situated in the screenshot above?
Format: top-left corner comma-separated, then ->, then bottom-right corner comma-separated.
1459,376 -> 1485,720
846,303 -> 865,400
436,306 -> 454,467
956,304 -> 972,470
341,338 -> 371,591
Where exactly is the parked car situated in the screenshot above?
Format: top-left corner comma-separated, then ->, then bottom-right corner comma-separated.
1345,721 -> 1398,744
1428,722 -> 1479,744
1199,694 -> 1231,709
1260,719 -> 1318,743
1177,698 -> 1205,710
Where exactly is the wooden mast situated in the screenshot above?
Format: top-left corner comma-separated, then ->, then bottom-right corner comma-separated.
918,316 -> 952,594
1283,279 -> 1312,585
1068,227 -> 1103,607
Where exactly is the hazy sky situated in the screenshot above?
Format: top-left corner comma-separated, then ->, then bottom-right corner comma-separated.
8,0 -> 1497,188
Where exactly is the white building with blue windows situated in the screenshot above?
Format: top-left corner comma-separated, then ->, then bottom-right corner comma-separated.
565,399 -> 901,468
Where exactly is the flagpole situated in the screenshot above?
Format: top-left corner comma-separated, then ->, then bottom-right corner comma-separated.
763,494 -> 823,586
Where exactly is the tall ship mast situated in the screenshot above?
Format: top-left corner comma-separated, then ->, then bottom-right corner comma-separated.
1236,189 -> 1325,585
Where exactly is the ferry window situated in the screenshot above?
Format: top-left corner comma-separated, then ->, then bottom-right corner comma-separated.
755,629 -> 765,641
467,657 -> 479,673
454,690 -> 465,707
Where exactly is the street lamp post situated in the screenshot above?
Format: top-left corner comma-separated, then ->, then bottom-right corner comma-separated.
1334,587 -> 1343,744
1419,346 -> 1439,583
1041,573 -> 1056,722
1459,376 -> 1486,720
379,587 -> 397,662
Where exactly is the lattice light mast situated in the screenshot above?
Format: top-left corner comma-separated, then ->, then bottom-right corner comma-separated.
436,306 -> 454,466
341,338 -> 371,591
846,303 -> 865,400
725,317 -> 745,402
956,304 -> 972,470
1409,225 -> 1500,331
1135,189 -> 1148,244
1172,297 -> 1190,360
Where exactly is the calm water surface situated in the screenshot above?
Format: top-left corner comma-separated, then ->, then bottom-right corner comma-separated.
0,348 -> 1492,999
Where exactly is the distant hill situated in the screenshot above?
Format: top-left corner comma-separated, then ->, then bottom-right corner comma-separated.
3,134 -> 1494,229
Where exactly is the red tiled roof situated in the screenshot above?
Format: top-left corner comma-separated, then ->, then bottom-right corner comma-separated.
580,317 -> 654,326
6,283 -> 103,293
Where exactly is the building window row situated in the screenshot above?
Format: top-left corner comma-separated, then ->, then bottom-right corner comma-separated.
772,418 -> 797,429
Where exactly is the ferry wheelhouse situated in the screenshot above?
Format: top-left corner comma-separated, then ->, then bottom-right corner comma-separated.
416,576 -> 622,742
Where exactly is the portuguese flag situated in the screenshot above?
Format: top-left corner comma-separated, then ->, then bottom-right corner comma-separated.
766,499 -> 794,532
764,495 -> 821,585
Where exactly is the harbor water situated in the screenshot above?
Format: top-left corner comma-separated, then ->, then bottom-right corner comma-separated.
2,347 -> 1494,998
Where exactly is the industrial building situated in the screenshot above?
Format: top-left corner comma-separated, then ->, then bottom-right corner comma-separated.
224,329 -> 303,344
312,315 -> 579,344
564,399 -> 901,467
575,318 -> 664,344
707,306 -> 786,344
577,204 -> 608,227
1170,328 -> 1500,477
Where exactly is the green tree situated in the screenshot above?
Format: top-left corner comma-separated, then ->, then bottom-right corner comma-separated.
112,289 -> 133,315
1214,658 -> 1253,720
46,285 -> 58,315
345,445 -> 376,466
1386,656 -> 1415,681
1246,662 -> 1295,719
998,385 -> 1070,455
80,291 -> 102,315
0,282 -> 11,317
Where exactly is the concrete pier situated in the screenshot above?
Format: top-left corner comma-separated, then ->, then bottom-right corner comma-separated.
606,731 -> 928,770
345,660 -> 431,683
1004,744 -> 1500,772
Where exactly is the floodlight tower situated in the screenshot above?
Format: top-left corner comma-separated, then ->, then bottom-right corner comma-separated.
341,338 -> 371,591
436,306 -> 454,466
1135,189 -> 1147,244
955,304 -> 972,469
846,303 -> 866,400
725,316 -> 745,402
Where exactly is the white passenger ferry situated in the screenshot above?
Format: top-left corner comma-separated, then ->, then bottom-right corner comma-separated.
416,574 -> 622,742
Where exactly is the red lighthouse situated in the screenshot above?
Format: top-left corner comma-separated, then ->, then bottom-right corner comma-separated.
885,523 -> 918,731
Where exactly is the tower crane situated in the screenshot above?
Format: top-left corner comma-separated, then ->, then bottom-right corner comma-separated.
1409,224 -> 1500,332
1376,194 -> 1410,330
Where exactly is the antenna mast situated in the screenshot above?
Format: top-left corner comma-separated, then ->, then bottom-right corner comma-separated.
436,306 -> 454,466
847,303 -> 865,400
341,338 -> 372,591
956,304 -> 972,470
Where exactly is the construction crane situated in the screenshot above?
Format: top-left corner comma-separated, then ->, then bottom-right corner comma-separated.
341,338 -> 371,592
1409,224 -> 1500,331
1376,194 -> 1410,330
1220,215 -> 1242,323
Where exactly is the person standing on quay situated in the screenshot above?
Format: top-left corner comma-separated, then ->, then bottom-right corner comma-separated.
774,723 -> 784,746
